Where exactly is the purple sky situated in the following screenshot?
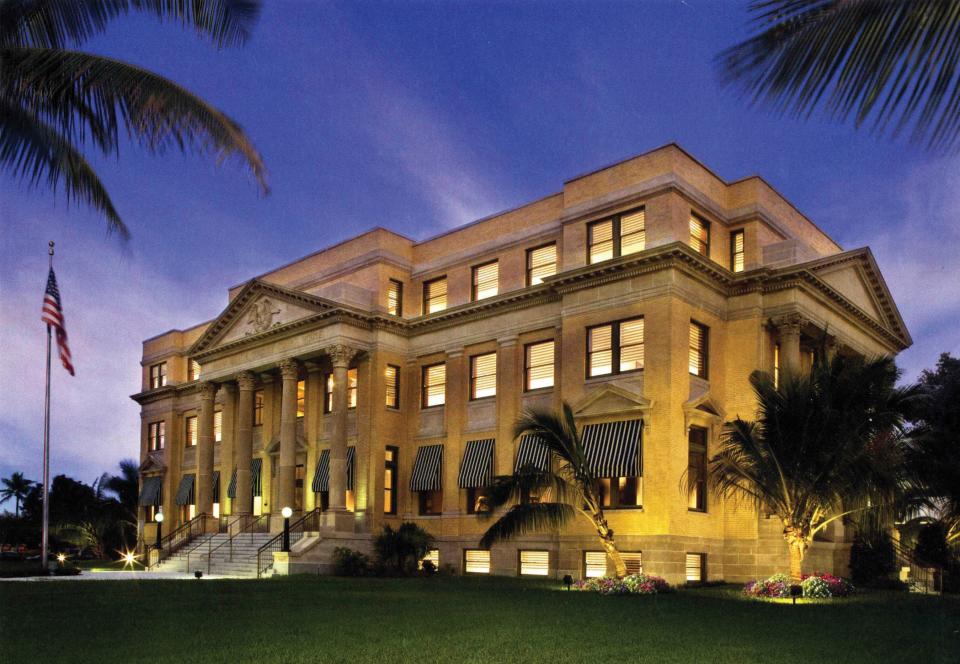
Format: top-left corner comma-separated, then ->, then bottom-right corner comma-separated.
1,1 -> 957,489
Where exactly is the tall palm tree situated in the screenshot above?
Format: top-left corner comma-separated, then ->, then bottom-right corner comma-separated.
719,1 -> 960,152
1,0 -> 268,239
478,403 -> 628,578
710,354 -> 913,583
101,459 -> 139,518
0,472 -> 34,517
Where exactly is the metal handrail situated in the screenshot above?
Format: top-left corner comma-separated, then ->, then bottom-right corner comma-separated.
891,538 -> 940,593
147,513 -> 210,570
256,509 -> 320,578
194,513 -> 269,574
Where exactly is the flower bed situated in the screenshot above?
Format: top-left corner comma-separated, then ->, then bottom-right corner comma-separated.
573,573 -> 671,595
744,572 -> 854,599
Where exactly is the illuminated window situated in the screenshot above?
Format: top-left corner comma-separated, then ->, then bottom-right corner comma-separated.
464,549 -> 490,574
422,363 -> 446,408
347,369 -> 357,409
148,421 -> 165,451
587,318 -> 644,377
387,279 -> 403,316
420,549 -> 439,570
689,321 -> 709,378
254,390 -> 264,426
619,208 -> 646,256
688,427 -> 708,512
471,260 -> 499,301
149,362 -> 167,389
296,380 -> 305,418
212,501 -> 220,519
423,277 -> 448,314
519,550 -> 549,576
466,487 -> 488,515
597,476 -> 643,508
253,495 -> 263,516
622,552 -> 643,575
730,229 -> 745,272
584,551 -> 606,578
588,218 -> 614,263
524,340 -> 554,390
774,343 -> 781,389
185,414 -> 198,447
145,505 -> 160,522
526,243 -> 557,285
418,489 -> 442,515
214,410 -> 222,443
324,373 -> 333,414
384,446 -> 398,515
686,553 -> 706,582
689,213 -> 710,256
470,352 -> 497,400
588,207 -> 645,264
188,359 -> 201,381
179,503 -> 196,523
385,365 -> 400,409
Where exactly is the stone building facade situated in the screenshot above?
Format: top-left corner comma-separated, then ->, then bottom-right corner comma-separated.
132,143 -> 910,583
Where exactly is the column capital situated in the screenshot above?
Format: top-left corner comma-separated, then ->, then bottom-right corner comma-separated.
279,358 -> 300,380
325,344 -> 359,368
199,381 -> 217,401
259,372 -> 275,385
237,370 -> 257,391
772,314 -> 805,336
304,359 -> 324,374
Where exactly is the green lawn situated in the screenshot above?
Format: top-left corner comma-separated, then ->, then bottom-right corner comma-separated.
1,576 -> 957,663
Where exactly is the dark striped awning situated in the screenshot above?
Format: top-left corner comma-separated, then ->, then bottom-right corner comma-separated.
458,439 -> 494,488
174,474 -> 195,505
252,458 -> 263,497
410,444 -> 443,492
212,471 -> 220,499
139,476 -> 163,506
227,467 -> 237,499
312,449 -> 329,493
514,434 -> 550,473
346,446 -> 356,491
582,419 -> 642,477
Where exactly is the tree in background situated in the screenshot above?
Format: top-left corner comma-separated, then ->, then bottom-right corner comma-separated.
0,472 -> 34,518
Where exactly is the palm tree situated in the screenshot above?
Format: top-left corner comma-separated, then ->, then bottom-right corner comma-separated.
719,1 -> 960,152
1,0 -> 268,239
0,472 -> 34,517
709,354 -> 913,583
100,459 -> 139,519
478,404 -> 629,578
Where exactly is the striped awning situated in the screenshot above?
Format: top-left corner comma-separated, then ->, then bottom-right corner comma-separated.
252,458 -> 263,497
227,467 -> 237,499
410,444 -> 443,492
139,476 -> 163,506
458,439 -> 494,488
312,449 -> 329,493
514,434 -> 550,473
346,446 -> 356,491
582,419 -> 643,477
212,471 -> 220,498
174,474 -> 195,505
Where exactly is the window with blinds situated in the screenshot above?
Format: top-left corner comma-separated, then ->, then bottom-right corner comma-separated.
385,446 -> 398,515
526,243 -> 557,285
324,373 -> 333,414
185,415 -> 197,447
471,261 -> 499,300
524,340 -> 555,390
214,410 -> 222,443
422,363 -> 446,408
423,277 -> 447,314
584,551 -> 606,578
149,362 -> 167,389
464,549 -> 490,574
296,380 -> 305,418
730,229 -> 745,272
387,279 -> 403,316
385,365 -> 400,408
148,421 -> 165,451
686,553 -> 705,582
188,359 -> 201,381
419,548 -> 439,570
588,219 -> 614,263
588,318 -> 644,377
622,552 -> 643,575
588,207 -> 645,264
347,368 -> 358,409
688,426 -> 708,512
689,213 -> 710,256
620,208 -> 646,255
323,369 -> 357,411
519,550 -> 550,576
470,352 -> 497,399
254,390 -> 264,425
689,321 -> 709,378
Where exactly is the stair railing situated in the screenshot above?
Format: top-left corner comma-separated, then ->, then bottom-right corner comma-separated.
197,513 -> 270,574
147,513 -> 210,570
256,509 -> 321,578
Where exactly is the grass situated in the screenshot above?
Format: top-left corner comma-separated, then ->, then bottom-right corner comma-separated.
1,575 -> 958,663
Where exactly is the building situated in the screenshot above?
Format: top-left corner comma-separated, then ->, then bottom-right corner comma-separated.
132,143 -> 910,583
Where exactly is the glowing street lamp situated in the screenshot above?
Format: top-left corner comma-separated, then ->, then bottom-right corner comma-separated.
56,553 -> 66,565
281,506 -> 293,552
154,511 -> 164,550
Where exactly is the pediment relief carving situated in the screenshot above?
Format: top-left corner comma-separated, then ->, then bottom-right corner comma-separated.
573,384 -> 652,420
220,296 -> 320,345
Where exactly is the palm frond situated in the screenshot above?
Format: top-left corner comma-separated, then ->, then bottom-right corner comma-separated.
719,0 -> 960,152
477,471 -> 576,519
478,502 -> 575,549
513,403 -> 586,477
0,98 -> 128,238
0,0 -> 261,49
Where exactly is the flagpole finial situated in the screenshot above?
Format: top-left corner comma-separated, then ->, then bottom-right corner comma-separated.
48,241 -> 54,256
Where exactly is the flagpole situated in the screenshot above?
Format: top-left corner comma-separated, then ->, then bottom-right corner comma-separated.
41,240 -> 54,573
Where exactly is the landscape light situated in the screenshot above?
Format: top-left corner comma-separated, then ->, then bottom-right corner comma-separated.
56,553 -> 66,564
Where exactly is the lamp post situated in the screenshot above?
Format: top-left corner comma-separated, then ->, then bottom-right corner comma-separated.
281,506 -> 292,552
154,511 -> 164,550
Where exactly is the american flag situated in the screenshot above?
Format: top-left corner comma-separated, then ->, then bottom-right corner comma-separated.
42,268 -> 74,376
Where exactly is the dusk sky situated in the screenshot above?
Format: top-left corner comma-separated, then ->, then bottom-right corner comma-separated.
1,1 -> 957,488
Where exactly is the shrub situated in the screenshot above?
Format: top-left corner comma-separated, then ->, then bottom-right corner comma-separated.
573,574 -> 671,595
744,572 -> 854,598
743,573 -> 789,598
419,559 -> 436,575
801,575 -> 831,598
332,547 -> 369,577
849,533 -> 896,586
373,523 -> 435,576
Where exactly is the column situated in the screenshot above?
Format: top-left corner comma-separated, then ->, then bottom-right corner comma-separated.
196,381 -> 217,516
776,315 -> 803,377
278,358 -> 300,513
327,344 -> 358,515
496,338 -> 519,480
219,383 -> 237,514
235,371 -> 256,516
303,361 -> 323,511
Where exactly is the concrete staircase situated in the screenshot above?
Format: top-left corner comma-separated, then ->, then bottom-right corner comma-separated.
152,532 -> 277,577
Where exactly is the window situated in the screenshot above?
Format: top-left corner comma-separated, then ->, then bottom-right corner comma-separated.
471,260 -> 499,300
149,362 -> 167,389
526,243 -> 557,285
587,207 -> 646,264
422,363 -> 446,408
686,553 -> 706,582
688,427 -> 708,512
466,487 -> 488,514
420,549 -> 439,570
254,390 -> 264,425
384,446 -> 398,515
524,340 -> 554,390
387,279 -> 403,316
597,476 -> 643,508
188,359 -> 201,382
730,229 -> 745,272
296,380 -> 305,418
519,550 -> 549,576
584,551 -> 606,578
470,352 -> 497,400
418,490 -> 443,515
423,277 -> 448,314
324,370 -> 357,412
185,415 -> 198,447
689,213 -> 710,256
689,321 -> 709,378
464,549 -> 490,574
347,369 -> 358,409
148,421 -> 165,451
213,410 -> 222,443
622,552 -> 643,575
587,318 -> 644,377
324,374 -> 333,414
385,365 -> 400,409
773,343 -> 781,389
179,503 -> 196,523
145,505 -> 160,522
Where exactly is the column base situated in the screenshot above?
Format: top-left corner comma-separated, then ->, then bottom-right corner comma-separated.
321,508 -> 355,533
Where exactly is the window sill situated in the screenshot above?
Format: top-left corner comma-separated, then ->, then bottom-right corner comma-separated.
469,396 -> 496,403
585,369 -> 644,383
688,509 -> 708,515
523,387 -> 554,395
602,506 -> 644,511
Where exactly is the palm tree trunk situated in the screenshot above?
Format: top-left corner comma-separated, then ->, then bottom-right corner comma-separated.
587,507 -> 626,577
783,525 -> 809,584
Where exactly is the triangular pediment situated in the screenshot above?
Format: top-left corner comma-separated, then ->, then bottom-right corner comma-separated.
572,384 -> 652,419
684,390 -> 725,421
139,451 -> 166,474
264,434 -> 308,455
815,263 -> 886,324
